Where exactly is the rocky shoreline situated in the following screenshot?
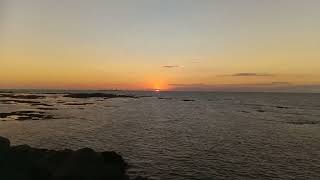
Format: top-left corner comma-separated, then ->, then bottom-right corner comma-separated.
0,136 -> 148,180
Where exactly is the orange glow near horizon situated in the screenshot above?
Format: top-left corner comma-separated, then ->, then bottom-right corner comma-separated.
1,1 -> 320,92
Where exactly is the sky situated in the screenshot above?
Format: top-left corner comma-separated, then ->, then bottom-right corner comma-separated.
1,0 -> 320,92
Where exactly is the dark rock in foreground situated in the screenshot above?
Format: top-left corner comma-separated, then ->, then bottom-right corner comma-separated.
0,136 -> 148,180
64,93 -> 136,99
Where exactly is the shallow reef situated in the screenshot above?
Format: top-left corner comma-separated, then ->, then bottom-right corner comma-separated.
0,111 -> 54,121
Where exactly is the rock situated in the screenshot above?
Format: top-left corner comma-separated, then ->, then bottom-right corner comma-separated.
11,144 -> 32,152
52,148 -> 130,180
101,151 -> 129,179
0,111 -> 55,121
102,151 -> 128,168
182,99 -> 195,102
0,136 -> 10,152
53,148 -> 106,179
276,106 -> 289,109
0,136 -> 147,180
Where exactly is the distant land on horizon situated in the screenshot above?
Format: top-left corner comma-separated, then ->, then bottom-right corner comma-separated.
1,88 -> 319,94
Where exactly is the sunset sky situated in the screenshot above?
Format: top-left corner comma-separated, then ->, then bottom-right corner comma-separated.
1,0 -> 320,92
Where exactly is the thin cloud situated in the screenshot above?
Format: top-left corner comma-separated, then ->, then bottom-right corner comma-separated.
167,82 -> 318,92
162,65 -> 180,68
231,73 -> 274,77
169,82 -> 286,88
168,83 -> 206,87
191,59 -> 201,63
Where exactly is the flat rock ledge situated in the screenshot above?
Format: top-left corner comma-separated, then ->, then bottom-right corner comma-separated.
0,136 -> 149,180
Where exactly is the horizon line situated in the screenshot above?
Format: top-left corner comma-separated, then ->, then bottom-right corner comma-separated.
0,88 -> 319,94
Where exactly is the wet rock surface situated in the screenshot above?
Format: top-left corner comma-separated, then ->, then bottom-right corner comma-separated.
287,120 -> 319,125
182,99 -> 195,102
158,97 -> 172,100
37,107 -> 58,111
275,106 -> 290,109
0,111 -> 55,121
0,136 -> 149,180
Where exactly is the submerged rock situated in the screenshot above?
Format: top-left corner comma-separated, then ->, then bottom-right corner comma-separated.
0,111 -> 55,121
182,99 -> 195,102
0,136 -> 148,180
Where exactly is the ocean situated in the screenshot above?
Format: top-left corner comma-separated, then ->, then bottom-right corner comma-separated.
0,90 -> 319,179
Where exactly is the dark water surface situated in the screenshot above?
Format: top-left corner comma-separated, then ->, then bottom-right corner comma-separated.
0,90 -> 319,179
